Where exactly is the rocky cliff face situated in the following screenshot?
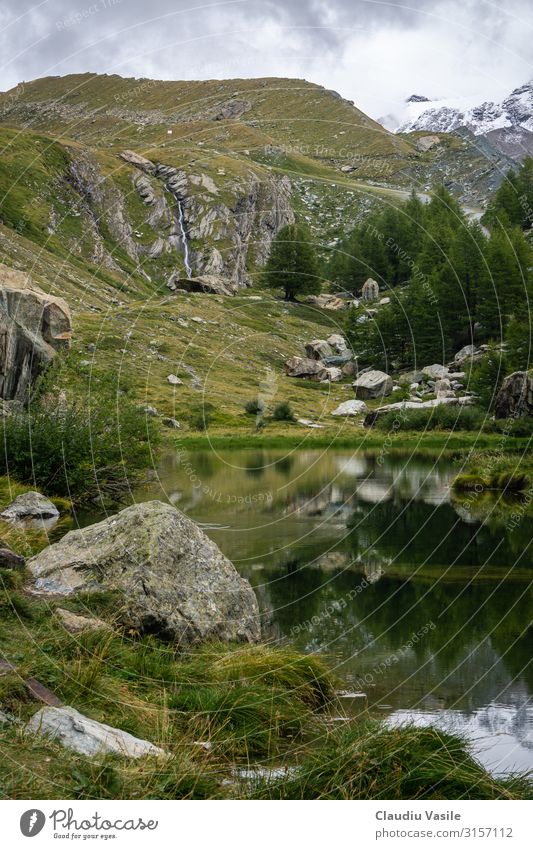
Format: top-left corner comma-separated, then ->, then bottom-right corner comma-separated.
118,150 -> 294,288
0,264 -> 72,400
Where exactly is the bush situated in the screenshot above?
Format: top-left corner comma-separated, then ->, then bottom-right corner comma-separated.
272,401 -> 296,422
374,404 -> 487,433
0,366 -> 159,506
244,398 -> 265,416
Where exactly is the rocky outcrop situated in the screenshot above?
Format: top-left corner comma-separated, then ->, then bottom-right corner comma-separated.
0,265 -> 71,401
1,491 -> 59,522
494,371 -> 533,419
119,151 -> 294,289
167,274 -> 239,296
353,370 -> 393,400
28,501 -> 261,646
26,705 -> 166,758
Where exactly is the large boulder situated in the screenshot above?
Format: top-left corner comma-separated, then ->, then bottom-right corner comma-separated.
285,356 -> 324,379
0,491 -> 59,522
304,339 -> 333,360
353,370 -> 393,400
26,706 -> 166,758
494,371 -> 533,419
422,364 -> 449,380
326,334 -> 348,354
0,264 -> 72,400
28,501 -> 260,646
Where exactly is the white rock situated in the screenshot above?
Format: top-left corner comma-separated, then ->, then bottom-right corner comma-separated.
167,374 -> 183,385
0,492 -> 59,522
331,400 -> 367,417
26,706 -> 167,758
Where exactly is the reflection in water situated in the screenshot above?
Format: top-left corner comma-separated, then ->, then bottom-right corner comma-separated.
140,448 -> 533,774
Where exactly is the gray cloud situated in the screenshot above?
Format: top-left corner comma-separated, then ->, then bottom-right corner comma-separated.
0,0 -> 531,120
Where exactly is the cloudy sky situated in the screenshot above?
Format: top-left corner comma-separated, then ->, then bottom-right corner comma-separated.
1,0 -> 532,123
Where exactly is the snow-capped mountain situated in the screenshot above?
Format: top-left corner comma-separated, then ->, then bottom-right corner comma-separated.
395,82 -> 533,160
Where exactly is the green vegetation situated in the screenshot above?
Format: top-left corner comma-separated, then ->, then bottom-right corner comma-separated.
251,722 -> 532,800
0,576 -> 531,800
452,449 -> 532,494
0,357 -> 159,506
262,223 -> 321,301
340,184 -> 532,370
272,400 -> 296,421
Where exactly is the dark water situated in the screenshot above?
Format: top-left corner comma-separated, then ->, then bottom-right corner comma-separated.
106,448 -> 533,774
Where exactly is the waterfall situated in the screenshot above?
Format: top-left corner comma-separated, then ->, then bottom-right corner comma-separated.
175,194 -> 193,279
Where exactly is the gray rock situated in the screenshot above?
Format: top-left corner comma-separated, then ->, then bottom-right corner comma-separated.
331,400 -> 367,417
326,334 -> 348,353
320,367 -> 343,382
453,344 -> 480,365
353,370 -> 393,400
423,364 -> 449,380
285,356 -> 324,379
55,608 -> 112,634
342,361 -> 358,377
494,371 -> 533,419
434,378 -> 452,393
361,278 -> 379,302
163,417 -> 180,429
28,501 -> 260,646
167,274 -> 239,296
305,339 -> 333,361
1,491 -> 59,522
167,374 -> 183,385
26,705 -> 166,758
0,548 -> 25,569
0,264 -> 72,401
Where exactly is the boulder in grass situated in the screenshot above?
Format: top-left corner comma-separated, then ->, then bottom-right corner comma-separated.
0,492 -> 59,522
28,501 -> 260,647
494,371 -> 533,419
305,339 -> 333,361
352,370 -> 393,400
331,400 -> 367,417
26,706 -> 166,758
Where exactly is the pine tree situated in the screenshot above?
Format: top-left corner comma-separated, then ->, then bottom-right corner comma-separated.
263,223 -> 320,301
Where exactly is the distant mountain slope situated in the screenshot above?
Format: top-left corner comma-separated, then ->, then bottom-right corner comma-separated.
396,81 -> 533,160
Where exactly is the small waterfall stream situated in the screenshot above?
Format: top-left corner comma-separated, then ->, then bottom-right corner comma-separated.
174,194 -> 193,279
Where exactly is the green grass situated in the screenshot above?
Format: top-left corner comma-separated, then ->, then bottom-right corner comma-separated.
0,579 -> 531,800
250,722 -> 533,800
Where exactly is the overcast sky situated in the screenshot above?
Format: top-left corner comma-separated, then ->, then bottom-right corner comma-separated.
1,0 -> 532,122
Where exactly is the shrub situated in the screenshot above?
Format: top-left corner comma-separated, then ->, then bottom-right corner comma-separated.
374,404 -> 487,433
272,401 -> 296,422
244,398 -> 265,416
0,366 -> 159,506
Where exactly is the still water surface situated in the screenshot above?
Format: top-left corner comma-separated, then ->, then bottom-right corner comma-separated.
122,448 -> 533,774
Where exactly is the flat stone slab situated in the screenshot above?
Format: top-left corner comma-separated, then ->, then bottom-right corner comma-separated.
26,706 -> 167,758
55,607 -> 112,634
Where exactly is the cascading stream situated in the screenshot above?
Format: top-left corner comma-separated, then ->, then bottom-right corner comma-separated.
175,193 -> 193,278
